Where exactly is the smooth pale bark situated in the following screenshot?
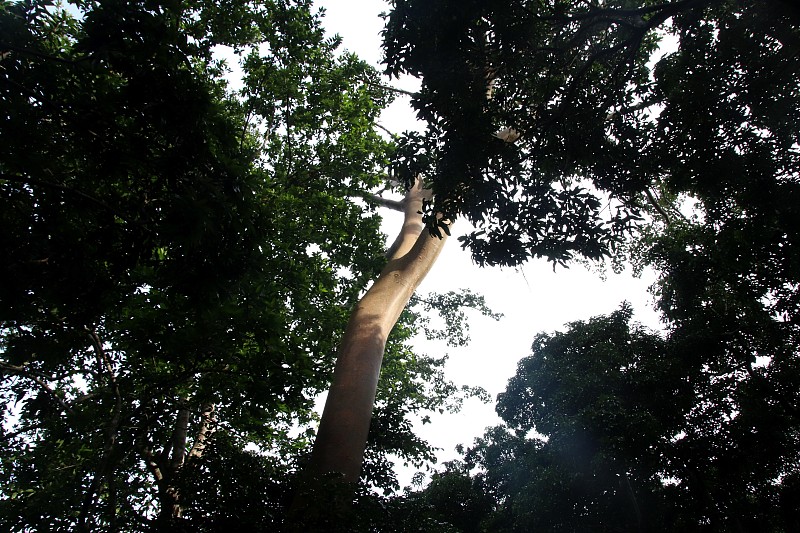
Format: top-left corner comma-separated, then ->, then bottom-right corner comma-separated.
303,66 -> 506,486
306,177 -> 449,482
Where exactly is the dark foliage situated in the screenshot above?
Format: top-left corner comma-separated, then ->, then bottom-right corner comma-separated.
383,1 -> 800,530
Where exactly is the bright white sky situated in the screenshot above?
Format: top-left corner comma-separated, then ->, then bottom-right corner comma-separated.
315,0 -> 661,488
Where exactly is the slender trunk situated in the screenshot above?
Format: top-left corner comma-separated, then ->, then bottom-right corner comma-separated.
78,329 -> 123,532
149,400 -> 216,524
306,178 -> 448,482
189,403 -> 216,460
161,401 -> 191,520
171,402 -> 192,471
622,471 -> 643,532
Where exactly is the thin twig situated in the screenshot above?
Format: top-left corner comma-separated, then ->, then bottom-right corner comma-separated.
362,79 -> 416,98
374,122 -> 396,137
644,188 -> 671,226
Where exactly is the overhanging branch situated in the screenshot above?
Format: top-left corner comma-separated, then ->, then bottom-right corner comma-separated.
358,191 -> 405,211
644,188 -> 672,226
531,0 -> 715,23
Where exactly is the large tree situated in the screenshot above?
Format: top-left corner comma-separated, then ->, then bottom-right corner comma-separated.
302,0 -> 800,505
302,0 -> 668,495
0,0 -> 488,529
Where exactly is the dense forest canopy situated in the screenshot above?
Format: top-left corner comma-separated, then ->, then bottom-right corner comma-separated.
384,0 -> 800,530
384,0 -> 800,267
1,0 -> 798,530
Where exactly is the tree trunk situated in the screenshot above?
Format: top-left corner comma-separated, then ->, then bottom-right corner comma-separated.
144,400 -> 216,526
307,177 -> 449,482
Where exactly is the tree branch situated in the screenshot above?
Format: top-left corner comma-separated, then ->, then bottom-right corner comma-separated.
1,173 -> 114,212
607,97 -> 664,119
0,361 -> 74,415
0,43 -> 91,65
361,79 -> 416,98
374,122 -> 396,137
188,403 -> 216,460
644,188 -> 672,226
79,327 -> 124,531
359,191 -> 406,212
0,422 -> 46,442
386,177 -> 433,260
532,0 -> 715,23
0,173 -> 147,232
137,444 -> 165,483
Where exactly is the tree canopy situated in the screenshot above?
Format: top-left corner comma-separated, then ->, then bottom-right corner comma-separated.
2,0 -> 799,529
411,291 -> 798,530
380,0 -> 800,530
384,0 -> 799,267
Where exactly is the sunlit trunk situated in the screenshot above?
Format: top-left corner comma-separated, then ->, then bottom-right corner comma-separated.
307,177 -> 448,482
